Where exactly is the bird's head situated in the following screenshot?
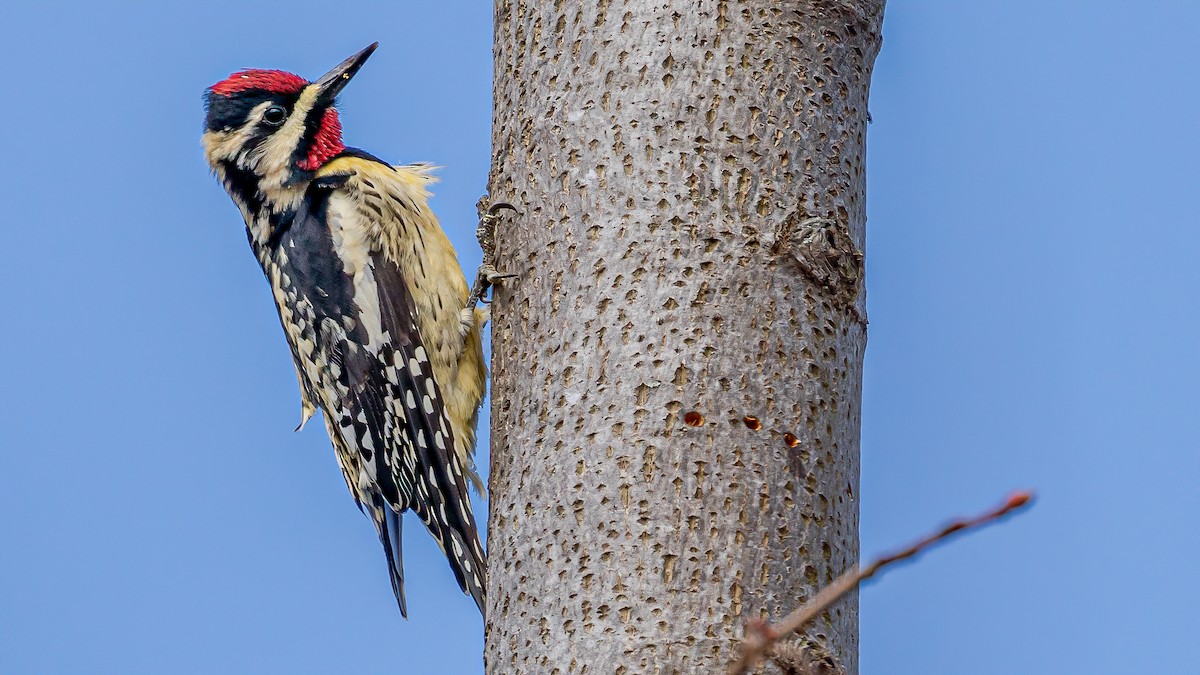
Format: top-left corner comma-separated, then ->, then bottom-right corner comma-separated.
203,43 -> 377,200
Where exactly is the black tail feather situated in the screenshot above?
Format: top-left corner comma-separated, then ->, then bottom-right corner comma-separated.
412,498 -> 487,617
372,499 -> 407,618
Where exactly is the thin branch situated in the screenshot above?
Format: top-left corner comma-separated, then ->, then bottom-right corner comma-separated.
729,490 -> 1035,675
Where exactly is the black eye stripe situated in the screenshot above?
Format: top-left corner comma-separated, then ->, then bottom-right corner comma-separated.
203,89 -> 300,133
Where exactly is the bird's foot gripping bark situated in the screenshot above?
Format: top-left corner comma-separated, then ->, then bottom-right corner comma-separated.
466,197 -> 519,312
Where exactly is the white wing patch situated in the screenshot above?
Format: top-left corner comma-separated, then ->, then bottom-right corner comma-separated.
325,192 -> 391,352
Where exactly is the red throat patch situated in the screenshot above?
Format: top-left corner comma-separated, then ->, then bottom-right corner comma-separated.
210,69 -> 307,97
298,108 -> 345,171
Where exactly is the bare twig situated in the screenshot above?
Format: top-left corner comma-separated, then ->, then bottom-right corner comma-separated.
729,490 -> 1035,675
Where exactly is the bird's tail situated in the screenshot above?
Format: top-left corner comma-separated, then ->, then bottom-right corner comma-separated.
369,496 -> 408,618
368,489 -> 486,618
411,474 -> 488,617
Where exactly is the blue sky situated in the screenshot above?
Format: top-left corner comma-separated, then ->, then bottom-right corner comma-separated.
1,2 -> 1196,673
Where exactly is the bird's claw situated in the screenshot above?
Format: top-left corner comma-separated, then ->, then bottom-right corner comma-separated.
471,265 -> 517,307
484,202 -> 519,220
485,268 -> 518,285
468,197 -> 519,312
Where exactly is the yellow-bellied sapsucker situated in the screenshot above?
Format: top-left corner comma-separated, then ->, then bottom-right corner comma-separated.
202,43 -> 489,617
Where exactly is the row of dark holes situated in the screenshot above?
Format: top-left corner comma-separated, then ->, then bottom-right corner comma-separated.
683,411 -> 800,448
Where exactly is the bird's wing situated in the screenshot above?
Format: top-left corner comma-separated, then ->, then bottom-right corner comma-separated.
320,153 -> 488,497
291,163 -> 486,616
364,250 -> 486,614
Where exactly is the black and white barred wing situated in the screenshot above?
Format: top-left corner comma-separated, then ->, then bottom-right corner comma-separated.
320,245 -> 487,617
374,251 -> 485,609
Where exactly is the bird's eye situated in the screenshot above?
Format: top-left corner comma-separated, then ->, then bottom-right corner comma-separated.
262,106 -> 288,126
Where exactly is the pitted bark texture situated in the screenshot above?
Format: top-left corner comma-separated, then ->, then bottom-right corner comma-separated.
485,2 -> 883,673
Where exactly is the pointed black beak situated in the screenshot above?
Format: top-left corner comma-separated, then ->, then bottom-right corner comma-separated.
314,42 -> 378,106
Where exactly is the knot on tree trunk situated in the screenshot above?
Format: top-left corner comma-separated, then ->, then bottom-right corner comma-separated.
771,212 -> 865,322
772,638 -> 847,675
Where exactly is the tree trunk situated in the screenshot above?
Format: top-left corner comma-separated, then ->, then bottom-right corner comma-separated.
484,1 -> 884,673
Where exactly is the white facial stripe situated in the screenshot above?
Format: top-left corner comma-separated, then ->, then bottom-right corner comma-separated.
254,85 -> 320,191
201,100 -> 274,165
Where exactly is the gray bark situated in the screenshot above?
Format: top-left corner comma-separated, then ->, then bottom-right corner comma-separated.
484,1 -> 884,673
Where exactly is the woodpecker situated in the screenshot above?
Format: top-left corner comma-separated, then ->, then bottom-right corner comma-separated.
202,43 -> 490,617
